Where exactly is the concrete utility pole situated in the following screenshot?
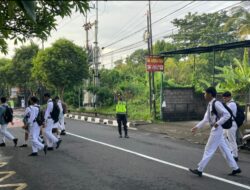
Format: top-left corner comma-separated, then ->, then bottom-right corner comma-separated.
146,11 -> 152,113
83,12 -> 95,107
93,0 -> 100,111
148,0 -> 156,119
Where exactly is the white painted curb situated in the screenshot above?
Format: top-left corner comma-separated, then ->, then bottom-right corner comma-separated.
64,114 -> 137,130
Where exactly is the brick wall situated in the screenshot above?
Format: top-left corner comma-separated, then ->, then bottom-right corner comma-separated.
162,88 -> 206,121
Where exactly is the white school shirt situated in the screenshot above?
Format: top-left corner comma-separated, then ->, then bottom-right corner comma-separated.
196,98 -> 230,129
57,100 -> 63,114
45,99 -> 53,121
24,104 -> 39,124
226,99 -> 237,118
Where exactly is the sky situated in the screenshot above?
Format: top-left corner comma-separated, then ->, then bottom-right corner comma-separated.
0,1 -> 245,69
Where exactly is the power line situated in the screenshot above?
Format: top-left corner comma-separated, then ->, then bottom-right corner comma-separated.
100,4 -> 147,47
151,1 -> 187,15
100,2 -> 244,66
151,1 -> 195,26
102,1 -> 197,50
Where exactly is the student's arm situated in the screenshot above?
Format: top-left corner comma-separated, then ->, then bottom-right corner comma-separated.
191,110 -> 209,133
196,111 -> 209,129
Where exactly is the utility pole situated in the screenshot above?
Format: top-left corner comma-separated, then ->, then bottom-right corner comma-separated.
93,0 -> 100,113
83,12 -> 92,107
148,0 -> 156,119
146,11 -> 152,114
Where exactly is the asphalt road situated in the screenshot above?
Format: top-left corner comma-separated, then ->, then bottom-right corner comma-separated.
0,117 -> 250,190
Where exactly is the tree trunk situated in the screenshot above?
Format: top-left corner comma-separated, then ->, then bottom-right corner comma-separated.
59,87 -> 65,101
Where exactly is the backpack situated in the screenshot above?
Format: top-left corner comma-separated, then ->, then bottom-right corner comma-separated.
3,105 -> 13,123
23,106 -> 31,125
212,100 -> 233,129
34,106 -> 44,126
50,101 -> 60,123
232,102 -> 245,127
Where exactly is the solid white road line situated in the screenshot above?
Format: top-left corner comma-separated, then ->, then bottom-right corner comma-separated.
67,132 -> 250,190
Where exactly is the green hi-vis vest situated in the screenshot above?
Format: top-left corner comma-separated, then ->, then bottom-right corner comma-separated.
8,100 -> 14,109
116,101 -> 127,114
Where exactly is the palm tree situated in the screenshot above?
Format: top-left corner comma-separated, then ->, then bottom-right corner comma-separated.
224,6 -> 250,39
224,6 -> 250,121
216,49 -> 250,121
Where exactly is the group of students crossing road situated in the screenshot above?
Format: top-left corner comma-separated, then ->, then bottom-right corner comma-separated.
0,93 -> 66,156
0,87 -> 244,177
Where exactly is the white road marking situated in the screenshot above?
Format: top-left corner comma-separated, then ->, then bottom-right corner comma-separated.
0,183 -> 27,190
67,132 -> 250,190
0,171 -> 16,182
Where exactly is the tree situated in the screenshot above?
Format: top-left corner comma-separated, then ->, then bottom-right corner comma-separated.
172,12 -> 238,49
126,49 -> 147,65
216,49 -> 250,119
224,6 -> 250,61
0,0 -> 89,54
11,43 -> 40,99
0,58 -> 12,96
33,38 -> 88,99
224,6 -> 250,39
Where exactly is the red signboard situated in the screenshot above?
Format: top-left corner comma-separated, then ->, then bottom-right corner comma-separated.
146,56 -> 164,72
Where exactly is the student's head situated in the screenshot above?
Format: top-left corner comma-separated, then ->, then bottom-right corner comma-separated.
30,96 -> 38,104
28,99 -> 32,106
54,96 -> 60,102
222,91 -> 232,103
117,93 -> 123,101
44,93 -> 50,101
204,87 -> 217,101
0,97 -> 7,104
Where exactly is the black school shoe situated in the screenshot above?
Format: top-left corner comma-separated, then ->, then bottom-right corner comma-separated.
56,139 -> 62,149
60,130 -> 66,135
189,169 -> 203,177
229,168 -> 241,176
47,147 -> 54,151
29,152 -> 38,156
19,144 -> 28,148
13,138 -> 18,147
0,143 -> 6,147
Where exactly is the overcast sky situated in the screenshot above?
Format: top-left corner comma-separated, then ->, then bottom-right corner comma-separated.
0,1 -> 243,68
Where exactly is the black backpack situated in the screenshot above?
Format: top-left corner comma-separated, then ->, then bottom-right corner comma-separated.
50,101 -> 60,123
3,105 -> 13,123
232,102 -> 245,127
34,106 -> 44,126
212,100 -> 233,129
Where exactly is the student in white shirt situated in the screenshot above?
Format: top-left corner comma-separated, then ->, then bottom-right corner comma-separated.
189,87 -> 241,177
222,91 -> 239,162
24,96 -> 47,156
43,93 -> 62,151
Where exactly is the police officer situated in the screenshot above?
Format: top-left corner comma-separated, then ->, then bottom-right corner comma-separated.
0,97 -> 18,147
189,87 -> 241,176
24,96 -> 47,156
222,91 -> 239,162
43,93 -> 62,151
116,93 -> 129,138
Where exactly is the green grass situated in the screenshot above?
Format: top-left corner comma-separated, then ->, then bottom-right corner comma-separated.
69,101 -> 153,121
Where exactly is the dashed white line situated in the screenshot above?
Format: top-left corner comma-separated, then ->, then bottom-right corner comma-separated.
67,132 -> 250,190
